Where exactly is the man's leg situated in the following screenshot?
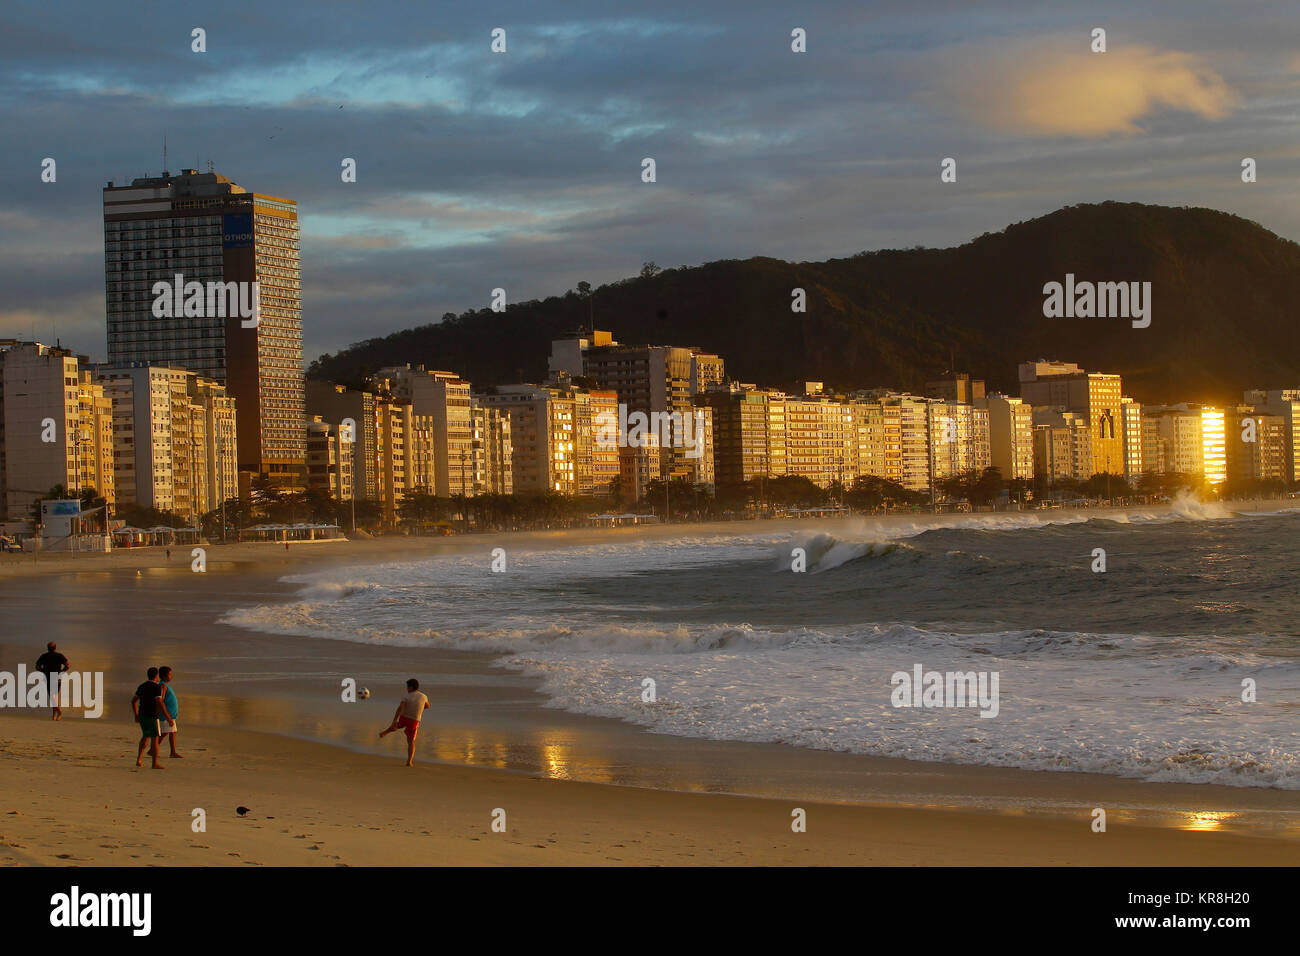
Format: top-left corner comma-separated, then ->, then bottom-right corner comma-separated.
136,734 -> 148,767
167,727 -> 182,758
150,735 -> 164,770
49,675 -> 61,720
405,733 -> 416,767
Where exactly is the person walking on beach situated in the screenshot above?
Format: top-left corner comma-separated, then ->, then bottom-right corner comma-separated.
379,679 -> 429,767
158,666 -> 182,759
35,642 -> 68,721
131,667 -> 167,770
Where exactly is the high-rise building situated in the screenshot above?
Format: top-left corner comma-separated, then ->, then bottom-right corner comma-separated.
103,168 -> 304,485
75,369 -> 117,513
374,366 -> 475,497
306,382 -> 378,501
1019,361 -> 1123,476
579,389 -> 620,495
1199,406 -> 1227,486
95,364 -> 237,519
928,401 -> 991,483
698,384 -> 787,487
849,398 -> 904,485
1227,404 -> 1287,484
1243,389 -> 1300,483
619,432 -> 661,504
477,384 -> 577,494
550,331 -> 724,480
679,405 -> 715,490
372,399 -> 436,523
893,396 -> 934,493
306,417 -> 354,502
978,394 -> 1034,481
470,399 -> 513,496
785,392 -> 855,488
1141,405 -> 1206,478
1032,408 -> 1093,482
0,341 -> 118,520
1120,397 -> 1144,484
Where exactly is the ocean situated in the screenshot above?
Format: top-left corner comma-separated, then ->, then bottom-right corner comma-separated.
223,498 -> 1300,789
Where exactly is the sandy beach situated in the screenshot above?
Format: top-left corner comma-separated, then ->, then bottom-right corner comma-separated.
3,716 -> 1297,866
2,505 -> 1298,866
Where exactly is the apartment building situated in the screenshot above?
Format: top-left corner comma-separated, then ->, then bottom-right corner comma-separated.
978,393 -> 1034,481
95,364 -> 236,519
1227,404 -> 1287,484
306,417 -> 354,501
1032,408 -> 1093,482
928,400 -> 991,483
0,341 -> 118,520
849,398 -> 904,485
698,384 -> 787,487
1020,361 -> 1124,476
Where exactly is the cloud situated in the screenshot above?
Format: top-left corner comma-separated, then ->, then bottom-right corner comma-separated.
943,41 -> 1237,137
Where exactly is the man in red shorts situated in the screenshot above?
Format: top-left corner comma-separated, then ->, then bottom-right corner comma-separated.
379,678 -> 429,767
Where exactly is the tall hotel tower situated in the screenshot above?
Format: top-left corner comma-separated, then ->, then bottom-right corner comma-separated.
103,168 -> 305,486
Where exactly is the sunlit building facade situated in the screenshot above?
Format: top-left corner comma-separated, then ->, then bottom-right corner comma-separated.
104,169 -> 304,485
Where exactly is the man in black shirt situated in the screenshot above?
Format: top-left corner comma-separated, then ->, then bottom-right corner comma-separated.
35,642 -> 68,720
131,667 -> 167,770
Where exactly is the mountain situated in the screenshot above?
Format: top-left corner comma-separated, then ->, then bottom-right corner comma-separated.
307,202 -> 1300,404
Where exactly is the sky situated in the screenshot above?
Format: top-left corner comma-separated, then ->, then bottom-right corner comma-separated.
3,0 -> 1299,362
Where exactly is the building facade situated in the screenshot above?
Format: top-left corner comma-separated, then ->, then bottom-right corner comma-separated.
95,364 -> 237,520
979,393 -> 1034,481
0,341 -> 117,520
104,168 -> 304,484
1020,361 -> 1124,477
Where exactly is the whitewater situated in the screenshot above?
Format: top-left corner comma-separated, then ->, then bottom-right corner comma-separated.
222,502 -> 1300,789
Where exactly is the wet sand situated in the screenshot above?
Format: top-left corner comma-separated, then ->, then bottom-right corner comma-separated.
2,716 -> 1297,866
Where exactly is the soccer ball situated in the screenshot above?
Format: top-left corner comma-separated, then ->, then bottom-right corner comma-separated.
359,688 -> 370,700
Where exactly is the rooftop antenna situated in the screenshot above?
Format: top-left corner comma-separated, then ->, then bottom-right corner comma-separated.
162,134 -> 168,177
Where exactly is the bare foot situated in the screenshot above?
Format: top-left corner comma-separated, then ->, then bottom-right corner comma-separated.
170,753 -> 183,759
152,763 -> 165,770
135,761 -> 143,768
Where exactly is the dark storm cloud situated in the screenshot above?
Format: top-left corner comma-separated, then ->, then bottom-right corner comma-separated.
3,0 -> 1299,362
